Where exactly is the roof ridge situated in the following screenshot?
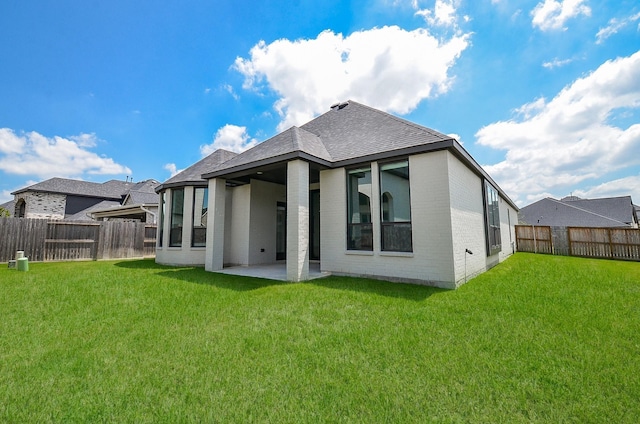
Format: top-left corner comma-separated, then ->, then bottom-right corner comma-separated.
548,197 -> 628,225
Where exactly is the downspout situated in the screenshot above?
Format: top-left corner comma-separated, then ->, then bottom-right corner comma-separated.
140,205 -> 157,224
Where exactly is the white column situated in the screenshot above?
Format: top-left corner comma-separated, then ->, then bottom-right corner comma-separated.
286,160 -> 309,281
371,161 -> 381,253
205,178 -> 226,272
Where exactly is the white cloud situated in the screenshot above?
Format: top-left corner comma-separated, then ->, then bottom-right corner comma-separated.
476,50 -> 640,206
0,129 -> 131,179
200,124 -> 258,156
415,0 -> 460,28
542,57 -> 574,69
531,0 -> 591,31
596,12 -> 640,44
223,84 -> 239,100
164,163 -> 183,178
573,174 -> 640,202
234,25 -> 469,131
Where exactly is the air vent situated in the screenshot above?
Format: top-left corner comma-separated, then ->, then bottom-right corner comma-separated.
330,101 -> 350,110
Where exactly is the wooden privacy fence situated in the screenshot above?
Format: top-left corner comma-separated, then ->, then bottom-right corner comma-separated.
568,227 -> 640,261
516,225 -> 640,261
515,225 -> 553,254
0,218 -> 156,263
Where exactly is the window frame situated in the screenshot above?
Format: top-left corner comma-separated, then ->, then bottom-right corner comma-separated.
483,180 -> 502,256
378,159 -> 413,253
169,188 -> 184,247
346,166 -> 373,251
158,191 -> 165,247
191,187 -> 208,248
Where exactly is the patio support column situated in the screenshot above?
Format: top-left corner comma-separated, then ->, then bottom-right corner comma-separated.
286,160 -> 309,282
205,178 -> 226,272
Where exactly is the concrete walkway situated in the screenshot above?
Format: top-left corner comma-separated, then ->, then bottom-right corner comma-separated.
213,262 -> 330,282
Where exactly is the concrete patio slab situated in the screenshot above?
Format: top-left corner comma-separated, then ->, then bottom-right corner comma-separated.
214,262 -> 330,282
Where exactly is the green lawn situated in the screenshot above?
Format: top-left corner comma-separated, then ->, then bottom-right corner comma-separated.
1,253 -> 639,423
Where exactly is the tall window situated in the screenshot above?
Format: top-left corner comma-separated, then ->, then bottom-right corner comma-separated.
484,181 -> 502,256
379,160 -> 412,252
158,192 -> 165,247
347,167 -> 373,250
169,188 -> 184,247
192,187 -> 208,247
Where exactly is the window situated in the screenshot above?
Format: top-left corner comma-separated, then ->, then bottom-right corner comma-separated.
379,160 -> 412,252
158,191 -> 165,247
347,167 -> 373,250
484,181 -> 501,256
169,188 -> 184,247
192,187 -> 208,247
15,199 -> 26,218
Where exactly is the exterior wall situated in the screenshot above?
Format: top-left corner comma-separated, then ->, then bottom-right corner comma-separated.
226,185 -> 251,266
223,180 -> 286,266
320,151 -> 457,288
499,198 -> 518,261
15,192 -> 66,220
447,152 -> 491,286
320,150 -> 517,289
248,179 -> 286,265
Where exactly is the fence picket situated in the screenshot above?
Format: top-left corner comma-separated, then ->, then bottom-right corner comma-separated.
0,218 -> 156,263
516,224 -> 640,261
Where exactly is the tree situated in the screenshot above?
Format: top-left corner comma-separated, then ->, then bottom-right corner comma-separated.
0,207 -> 11,217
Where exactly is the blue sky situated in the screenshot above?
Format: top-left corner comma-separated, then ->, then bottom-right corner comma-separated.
1,0 -> 639,207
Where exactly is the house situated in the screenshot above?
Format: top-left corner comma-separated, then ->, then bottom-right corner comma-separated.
10,178 -> 160,222
519,195 -> 639,228
155,101 -> 518,289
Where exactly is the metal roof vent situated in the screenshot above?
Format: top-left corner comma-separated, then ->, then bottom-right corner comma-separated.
330,101 -> 350,110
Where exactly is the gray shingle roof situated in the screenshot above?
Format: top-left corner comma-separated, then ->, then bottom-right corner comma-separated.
205,101 -> 453,177
157,149 -> 237,191
195,100 -> 517,210
519,196 -> 636,227
564,196 -> 635,224
300,101 -> 453,163
122,179 -> 160,205
12,177 -> 131,200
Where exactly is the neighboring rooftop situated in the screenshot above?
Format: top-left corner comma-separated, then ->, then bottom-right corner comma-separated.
519,196 -> 637,228
12,178 -> 132,199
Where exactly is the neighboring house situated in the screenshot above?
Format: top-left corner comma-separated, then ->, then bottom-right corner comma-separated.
11,178 -> 160,222
519,195 -> 639,228
0,200 -> 14,215
156,101 -> 519,289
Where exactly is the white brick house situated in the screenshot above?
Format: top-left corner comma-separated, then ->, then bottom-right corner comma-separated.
155,101 -> 518,288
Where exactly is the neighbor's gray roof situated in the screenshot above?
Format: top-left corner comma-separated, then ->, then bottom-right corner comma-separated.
122,179 -> 161,205
12,177 -> 131,199
518,196 -> 636,227
156,149 -> 238,192
0,200 -> 14,215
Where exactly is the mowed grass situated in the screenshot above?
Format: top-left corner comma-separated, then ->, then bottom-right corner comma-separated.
1,254 -> 639,423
